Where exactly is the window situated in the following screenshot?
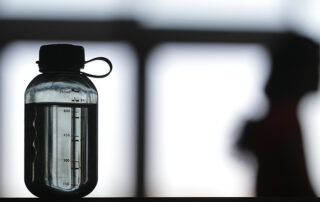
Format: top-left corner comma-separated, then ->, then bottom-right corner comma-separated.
1,0 -> 320,198
146,43 -> 270,196
0,0 -> 132,20
0,41 -> 137,197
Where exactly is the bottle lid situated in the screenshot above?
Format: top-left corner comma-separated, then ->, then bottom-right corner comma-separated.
37,44 -> 85,73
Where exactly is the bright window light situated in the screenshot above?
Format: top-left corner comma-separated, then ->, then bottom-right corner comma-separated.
0,41 -> 136,197
146,43 -> 270,196
299,89 -> 320,196
136,0 -> 288,30
0,0 -> 288,31
0,0 -> 133,20
286,0 -> 320,43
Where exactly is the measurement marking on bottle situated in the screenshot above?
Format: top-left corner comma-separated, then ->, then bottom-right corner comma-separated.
72,89 -> 80,93
72,98 -> 80,102
72,139 -> 79,142
63,159 -> 79,162
72,116 -> 80,119
71,167 -> 80,170
72,98 -> 85,102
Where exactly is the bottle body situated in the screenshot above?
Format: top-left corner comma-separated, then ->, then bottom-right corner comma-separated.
25,73 -> 98,197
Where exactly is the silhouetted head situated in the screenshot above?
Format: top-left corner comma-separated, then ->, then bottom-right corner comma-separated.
265,33 -> 319,103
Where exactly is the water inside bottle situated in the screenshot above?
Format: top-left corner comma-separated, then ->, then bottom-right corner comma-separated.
25,103 -> 97,194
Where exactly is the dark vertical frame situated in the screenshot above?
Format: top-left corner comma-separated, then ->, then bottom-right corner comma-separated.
135,46 -> 148,197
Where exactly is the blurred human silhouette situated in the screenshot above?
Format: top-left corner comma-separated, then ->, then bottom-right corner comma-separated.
237,33 -> 319,196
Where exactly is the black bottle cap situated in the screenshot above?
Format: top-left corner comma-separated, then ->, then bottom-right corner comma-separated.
37,44 -> 85,73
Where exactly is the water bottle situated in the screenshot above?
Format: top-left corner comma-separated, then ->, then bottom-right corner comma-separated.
24,44 -> 112,197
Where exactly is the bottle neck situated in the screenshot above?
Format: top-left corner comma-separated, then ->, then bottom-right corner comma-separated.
38,62 -> 83,74
40,69 -> 81,74
40,71 -> 84,79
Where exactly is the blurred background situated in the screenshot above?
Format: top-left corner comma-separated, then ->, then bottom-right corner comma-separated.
1,0 -> 320,198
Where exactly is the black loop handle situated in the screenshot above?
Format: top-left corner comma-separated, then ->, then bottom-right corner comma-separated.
81,57 -> 113,78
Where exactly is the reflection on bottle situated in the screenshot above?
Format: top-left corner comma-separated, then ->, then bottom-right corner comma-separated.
43,105 -> 85,190
25,103 -> 97,197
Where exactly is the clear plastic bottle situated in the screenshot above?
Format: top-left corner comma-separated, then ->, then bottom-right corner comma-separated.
24,44 -> 112,197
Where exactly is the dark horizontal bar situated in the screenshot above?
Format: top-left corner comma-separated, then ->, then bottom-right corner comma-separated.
0,19 -> 138,42
0,19 -> 286,45
0,197 -> 318,202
